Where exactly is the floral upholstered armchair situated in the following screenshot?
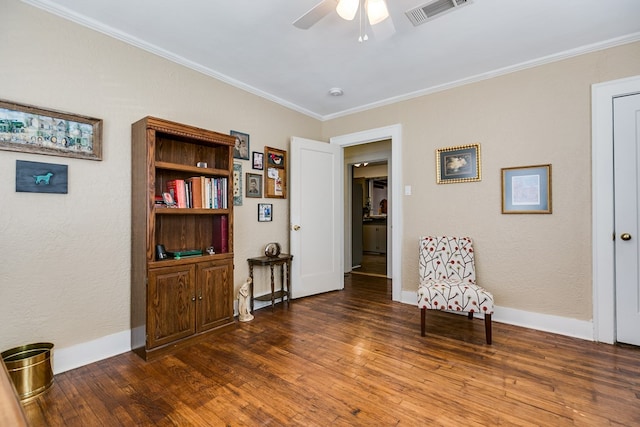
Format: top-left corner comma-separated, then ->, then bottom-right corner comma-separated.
417,236 -> 494,344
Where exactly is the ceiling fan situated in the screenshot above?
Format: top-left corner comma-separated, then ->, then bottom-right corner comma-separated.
293,0 -> 395,41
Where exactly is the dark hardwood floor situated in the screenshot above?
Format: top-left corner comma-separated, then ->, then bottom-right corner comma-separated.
22,274 -> 640,426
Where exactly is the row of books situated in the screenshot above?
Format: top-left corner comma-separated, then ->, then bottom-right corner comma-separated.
167,177 -> 228,209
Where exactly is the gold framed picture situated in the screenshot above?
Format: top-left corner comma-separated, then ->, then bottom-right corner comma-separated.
436,143 -> 481,184
501,164 -> 552,214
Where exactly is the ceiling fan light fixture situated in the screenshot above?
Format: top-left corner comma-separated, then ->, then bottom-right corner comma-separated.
336,0 -> 359,21
367,0 -> 390,25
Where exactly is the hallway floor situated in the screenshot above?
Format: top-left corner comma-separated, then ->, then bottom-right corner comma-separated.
352,253 -> 386,277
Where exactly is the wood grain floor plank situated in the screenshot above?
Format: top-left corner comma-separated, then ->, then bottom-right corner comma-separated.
20,274 -> 640,426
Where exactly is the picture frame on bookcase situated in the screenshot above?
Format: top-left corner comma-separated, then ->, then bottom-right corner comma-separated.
0,99 -> 102,161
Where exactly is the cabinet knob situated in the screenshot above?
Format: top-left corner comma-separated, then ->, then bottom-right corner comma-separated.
198,295 -> 203,300
621,233 -> 632,241
191,296 -> 196,302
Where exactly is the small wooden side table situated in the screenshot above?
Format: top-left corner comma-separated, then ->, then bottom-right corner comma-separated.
247,254 -> 293,311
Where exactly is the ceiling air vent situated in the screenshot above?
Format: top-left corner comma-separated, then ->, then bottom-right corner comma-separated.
406,0 -> 472,27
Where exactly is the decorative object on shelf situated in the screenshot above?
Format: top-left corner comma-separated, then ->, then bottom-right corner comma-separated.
231,130 -> 250,160
196,161 -> 208,168
264,242 -> 281,258
501,164 -> 552,214
264,146 -> 287,198
436,143 -> 481,184
258,203 -> 272,222
252,151 -> 263,170
161,192 -> 176,207
233,163 -> 242,206
246,173 -> 262,198
15,160 -> 68,194
206,246 -> 215,255
155,244 -> 168,260
238,277 -> 254,322
0,99 -> 102,160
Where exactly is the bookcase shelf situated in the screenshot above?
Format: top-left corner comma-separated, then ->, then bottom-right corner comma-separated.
155,160 -> 230,177
154,207 -> 231,215
148,252 -> 233,269
131,116 -> 236,361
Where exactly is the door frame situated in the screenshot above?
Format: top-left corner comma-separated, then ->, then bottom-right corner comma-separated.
592,75 -> 640,344
331,124 -> 403,302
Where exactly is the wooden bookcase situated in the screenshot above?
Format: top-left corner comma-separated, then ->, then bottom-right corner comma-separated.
131,116 -> 235,360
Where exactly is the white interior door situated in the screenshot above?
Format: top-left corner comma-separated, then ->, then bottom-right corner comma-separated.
290,137 -> 343,299
614,92 -> 640,346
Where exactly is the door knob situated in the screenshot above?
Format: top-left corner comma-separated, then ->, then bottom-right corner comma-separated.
292,225 -> 301,231
621,233 -> 632,241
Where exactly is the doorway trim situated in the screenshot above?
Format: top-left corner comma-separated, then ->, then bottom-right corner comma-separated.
331,124 -> 403,302
592,74 -> 640,344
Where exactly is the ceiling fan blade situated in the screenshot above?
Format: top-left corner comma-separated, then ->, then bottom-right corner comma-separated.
293,0 -> 337,29
370,14 -> 396,40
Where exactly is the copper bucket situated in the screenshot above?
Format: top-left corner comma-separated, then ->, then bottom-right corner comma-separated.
2,342 -> 54,401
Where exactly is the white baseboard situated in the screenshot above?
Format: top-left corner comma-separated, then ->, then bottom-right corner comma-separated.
401,290 -> 594,341
53,302 -> 245,374
52,330 -> 131,374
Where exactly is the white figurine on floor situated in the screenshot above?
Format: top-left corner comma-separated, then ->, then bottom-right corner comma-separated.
238,277 -> 254,322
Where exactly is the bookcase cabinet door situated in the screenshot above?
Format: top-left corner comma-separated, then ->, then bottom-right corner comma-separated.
147,264 -> 196,349
197,260 -> 234,332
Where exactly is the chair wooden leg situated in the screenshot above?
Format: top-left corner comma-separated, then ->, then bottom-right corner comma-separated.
484,313 -> 492,345
467,312 -> 473,320
420,308 -> 426,337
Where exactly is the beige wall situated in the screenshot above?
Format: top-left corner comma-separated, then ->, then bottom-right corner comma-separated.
0,0 -> 320,353
1,0 -> 640,360
323,42 -> 640,320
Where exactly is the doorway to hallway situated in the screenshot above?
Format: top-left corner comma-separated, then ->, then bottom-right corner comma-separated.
345,144 -> 390,280
331,124 -> 403,302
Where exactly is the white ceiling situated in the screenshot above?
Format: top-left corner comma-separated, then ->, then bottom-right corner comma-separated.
23,0 -> 640,120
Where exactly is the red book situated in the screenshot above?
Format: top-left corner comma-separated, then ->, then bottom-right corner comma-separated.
166,179 -> 187,208
212,215 -> 228,253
